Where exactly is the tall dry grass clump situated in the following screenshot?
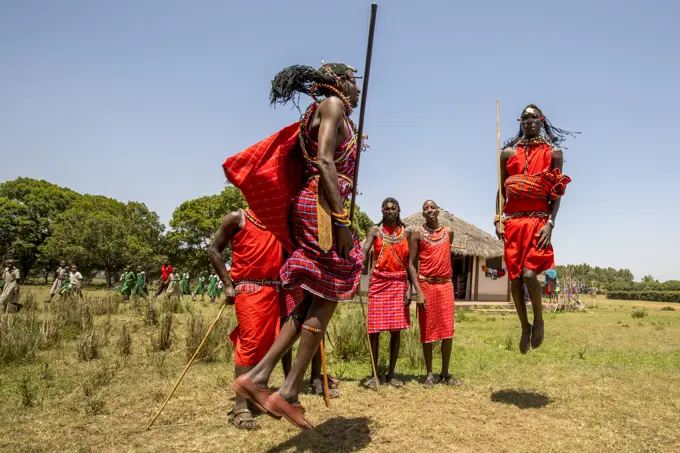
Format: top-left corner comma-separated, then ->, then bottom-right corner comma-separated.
145,302 -> 159,326
329,306 -> 369,360
161,297 -> 184,314
87,294 -> 119,316
185,312 -> 233,362
117,324 -> 132,357
0,311 -> 62,364
151,313 -> 173,351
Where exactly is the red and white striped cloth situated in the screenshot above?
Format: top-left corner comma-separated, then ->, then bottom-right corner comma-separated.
367,270 -> 410,334
280,286 -> 305,318
417,281 -> 454,343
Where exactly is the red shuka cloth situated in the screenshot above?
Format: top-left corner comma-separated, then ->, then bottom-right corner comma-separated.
416,227 -> 454,343
228,212 -> 282,366
503,143 -> 561,280
368,225 -> 410,333
223,123 -> 304,253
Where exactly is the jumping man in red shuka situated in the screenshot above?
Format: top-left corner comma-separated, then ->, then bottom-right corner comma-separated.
495,104 -> 574,354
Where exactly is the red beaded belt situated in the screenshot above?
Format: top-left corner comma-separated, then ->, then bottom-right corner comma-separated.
233,279 -> 281,294
504,211 -> 550,220
418,275 -> 451,284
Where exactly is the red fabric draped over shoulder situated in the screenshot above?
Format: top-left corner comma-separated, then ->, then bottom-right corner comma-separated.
223,123 -> 304,253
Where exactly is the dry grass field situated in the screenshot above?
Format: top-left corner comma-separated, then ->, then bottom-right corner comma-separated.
0,287 -> 678,453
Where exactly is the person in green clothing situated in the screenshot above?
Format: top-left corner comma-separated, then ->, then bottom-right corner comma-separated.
206,273 -> 219,303
118,266 -> 136,302
181,270 -> 191,296
132,267 -> 148,299
192,274 -> 207,301
58,271 -> 71,297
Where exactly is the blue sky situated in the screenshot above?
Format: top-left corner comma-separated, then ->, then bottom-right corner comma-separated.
1,0 -> 679,281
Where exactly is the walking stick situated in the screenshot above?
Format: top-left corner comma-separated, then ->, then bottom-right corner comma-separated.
496,99 -> 504,234
346,2 -> 380,392
360,294 -> 380,391
146,303 -> 227,430
319,339 -> 331,408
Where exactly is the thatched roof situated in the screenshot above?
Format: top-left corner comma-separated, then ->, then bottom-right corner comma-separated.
403,210 -> 504,259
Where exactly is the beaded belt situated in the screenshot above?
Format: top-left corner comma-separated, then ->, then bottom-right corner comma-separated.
504,211 -> 550,220
418,275 -> 451,284
233,279 -> 281,294
233,279 -> 280,287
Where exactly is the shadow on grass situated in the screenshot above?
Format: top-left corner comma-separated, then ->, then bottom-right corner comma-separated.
265,416 -> 371,453
491,389 -> 552,409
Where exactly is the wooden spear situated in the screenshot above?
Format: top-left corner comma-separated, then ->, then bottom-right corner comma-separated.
496,99 -> 504,234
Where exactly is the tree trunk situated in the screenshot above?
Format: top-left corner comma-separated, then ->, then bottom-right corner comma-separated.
105,269 -> 112,288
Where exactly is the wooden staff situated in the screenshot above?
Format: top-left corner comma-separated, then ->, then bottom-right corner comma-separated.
147,303 -> 227,430
319,339 -> 331,408
349,2 -> 378,224
496,99 -> 504,233
345,2 -> 380,393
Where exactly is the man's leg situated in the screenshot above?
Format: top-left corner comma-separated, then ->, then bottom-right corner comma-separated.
523,268 -> 544,348
368,332 -> 380,386
439,337 -> 456,384
275,296 -> 337,404
154,281 -> 166,299
386,331 -> 403,386
280,317 -> 292,376
422,342 -> 434,387
231,365 -> 257,428
245,296 -> 314,389
510,277 -> 531,354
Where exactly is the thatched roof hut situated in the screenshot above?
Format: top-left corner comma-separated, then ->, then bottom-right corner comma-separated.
403,209 -> 503,259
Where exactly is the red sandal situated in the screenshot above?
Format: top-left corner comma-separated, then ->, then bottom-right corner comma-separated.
265,393 -> 314,430
232,375 -> 281,420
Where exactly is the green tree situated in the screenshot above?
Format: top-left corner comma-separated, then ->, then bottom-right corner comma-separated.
347,202 -> 374,241
0,178 -> 80,281
166,186 -> 247,273
41,195 -> 164,287
641,275 -> 657,283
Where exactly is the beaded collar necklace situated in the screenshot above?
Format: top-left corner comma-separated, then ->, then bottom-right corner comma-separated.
242,209 -> 266,230
517,136 -> 547,174
379,224 -> 405,244
420,224 -> 447,245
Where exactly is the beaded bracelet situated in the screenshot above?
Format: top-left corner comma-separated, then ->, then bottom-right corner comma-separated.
333,221 -> 349,228
331,209 -> 349,220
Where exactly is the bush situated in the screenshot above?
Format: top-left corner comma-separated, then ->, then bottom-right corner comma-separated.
607,291 -> 680,303
328,306 -> 368,360
661,306 -> 676,311
631,309 -> 648,319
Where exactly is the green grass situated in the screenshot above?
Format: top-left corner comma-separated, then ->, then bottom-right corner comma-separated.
0,288 -> 679,452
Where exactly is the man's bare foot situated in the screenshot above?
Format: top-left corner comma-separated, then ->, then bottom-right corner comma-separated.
437,374 -> 459,386
386,376 -> 404,388
309,377 -> 341,398
531,319 -> 544,349
423,373 -> 435,389
520,324 -> 532,354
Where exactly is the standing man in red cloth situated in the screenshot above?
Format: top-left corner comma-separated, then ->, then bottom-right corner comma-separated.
154,260 -> 173,299
495,104 -> 573,354
408,200 -> 457,388
208,208 -> 284,430
228,63 -> 363,430
361,198 -> 411,388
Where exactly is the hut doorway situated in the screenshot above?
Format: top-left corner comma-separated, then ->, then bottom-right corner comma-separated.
452,255 -> 473,300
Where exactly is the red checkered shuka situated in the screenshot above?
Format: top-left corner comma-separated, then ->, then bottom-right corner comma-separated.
367,269 -> 410,334
279,103 -> 363,302
223,122 -> 304,253
417,281 -> 455,343
417,226 -> 454,343
280,286 -> 304,318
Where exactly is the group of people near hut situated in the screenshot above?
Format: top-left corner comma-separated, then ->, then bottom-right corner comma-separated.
215,61 -> 571,431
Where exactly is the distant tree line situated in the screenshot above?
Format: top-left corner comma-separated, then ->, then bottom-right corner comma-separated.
0,177 -> 374,287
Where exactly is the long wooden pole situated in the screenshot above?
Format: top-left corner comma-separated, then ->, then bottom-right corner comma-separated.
496,99 -> 504,233
147,303 -> 227,430
360,295 -> 380,391
348,2 -> 378,224
319,339 -> 331,408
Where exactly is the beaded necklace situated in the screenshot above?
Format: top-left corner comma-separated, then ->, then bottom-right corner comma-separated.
379,224 -> 405,244
517,136 -> 546,174
420,224 -> 448,245
242,209 -> 266,230
298,102 -> 358,165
